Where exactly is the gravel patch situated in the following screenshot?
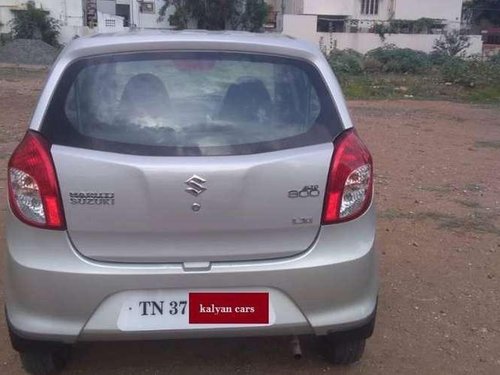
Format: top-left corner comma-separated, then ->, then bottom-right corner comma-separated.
0,39 -> 58,65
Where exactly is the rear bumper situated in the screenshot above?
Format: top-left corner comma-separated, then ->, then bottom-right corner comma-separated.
5,205 -> 378,343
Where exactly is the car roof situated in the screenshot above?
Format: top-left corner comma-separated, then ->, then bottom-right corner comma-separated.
62,29 -> 322,60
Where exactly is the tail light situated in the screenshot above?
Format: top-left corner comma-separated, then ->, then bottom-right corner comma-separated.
7,131 -> 66,230
322,129 -> 373,224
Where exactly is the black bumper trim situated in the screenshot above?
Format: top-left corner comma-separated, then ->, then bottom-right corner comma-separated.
326,300 -> 377,342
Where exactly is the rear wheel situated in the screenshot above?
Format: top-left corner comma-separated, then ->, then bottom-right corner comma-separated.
19,346 -> 70,375
322,338 -> 366,365
7,318 -> 71,375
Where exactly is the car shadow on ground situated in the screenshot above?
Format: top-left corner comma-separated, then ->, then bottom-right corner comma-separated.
65,336 -> 355,374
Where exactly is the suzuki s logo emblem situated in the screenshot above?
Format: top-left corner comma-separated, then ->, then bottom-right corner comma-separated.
185,175 -> 207,196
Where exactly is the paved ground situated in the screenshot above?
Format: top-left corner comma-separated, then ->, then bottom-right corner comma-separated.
0,68 -> 499,374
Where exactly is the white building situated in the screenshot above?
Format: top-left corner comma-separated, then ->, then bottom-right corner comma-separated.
0,0 -> 174,44
92,0 -> 175,31
266,0 -> 482,55
301,0 -> 463,26
1,0 -> 482,55
1,0 -> 85,42
267,0 -> 463,30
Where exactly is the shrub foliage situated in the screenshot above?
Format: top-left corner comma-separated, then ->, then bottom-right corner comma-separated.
9,3 -> 60,47
327,49 -> 364,75
327,45 -> 500,94
441,56 -> 500,87
364,45 -> 431,73
433,30 -> 471,57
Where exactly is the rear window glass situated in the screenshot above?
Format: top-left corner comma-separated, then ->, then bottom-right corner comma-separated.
42,52 -> 341,156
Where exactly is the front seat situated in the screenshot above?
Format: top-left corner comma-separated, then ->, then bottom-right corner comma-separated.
218,77 -> 272,123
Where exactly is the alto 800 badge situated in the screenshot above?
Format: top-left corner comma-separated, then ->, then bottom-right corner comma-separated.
288,185 -> 320,199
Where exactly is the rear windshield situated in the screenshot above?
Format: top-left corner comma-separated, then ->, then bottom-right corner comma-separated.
42,52 -> 341,156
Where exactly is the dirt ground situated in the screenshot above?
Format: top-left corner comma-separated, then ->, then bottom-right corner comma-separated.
0,68 -> 499,375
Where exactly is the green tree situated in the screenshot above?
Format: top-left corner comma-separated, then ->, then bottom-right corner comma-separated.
237,0 -> 269,32
9,2 -> 60,47
464,0 -> 500,28
159,0 -> 268,31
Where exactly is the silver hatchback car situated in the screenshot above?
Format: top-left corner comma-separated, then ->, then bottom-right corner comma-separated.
5,31 -> 378,374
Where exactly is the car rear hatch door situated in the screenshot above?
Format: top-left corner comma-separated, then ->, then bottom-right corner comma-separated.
42,51 -> 342,263
52,144 -> 332,262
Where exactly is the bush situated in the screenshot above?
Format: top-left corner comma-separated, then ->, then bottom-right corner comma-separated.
441,57 -> 470,84
429,51 -> 455,66
363,56 -> 384,72
489,53 -> 500,65
9,3 -> 60,47
441,56 -> 500,87
365,45 -> 431,73
0,33 -> 12,46
327,49 -> 364,75
433,30 -> 471,57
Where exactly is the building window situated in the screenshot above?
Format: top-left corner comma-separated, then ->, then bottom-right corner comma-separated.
105,19 -> 116,27
317,16 -> 347,33
361,0 -> 379,15
140,2 -> 155,14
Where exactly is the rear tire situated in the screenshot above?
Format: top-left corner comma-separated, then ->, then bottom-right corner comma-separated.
322,338 -> 366,365
19,346 -> 70,375
6,312 -> 71,374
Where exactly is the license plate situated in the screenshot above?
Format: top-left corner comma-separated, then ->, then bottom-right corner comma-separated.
117,291 -> 273,331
